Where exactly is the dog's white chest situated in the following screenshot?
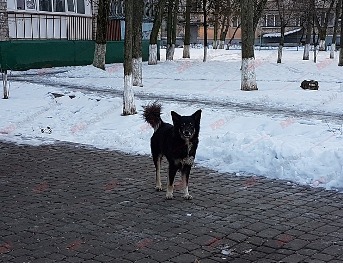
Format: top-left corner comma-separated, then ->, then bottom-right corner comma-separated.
180,156 -> 194,166
175,142 -> 194,166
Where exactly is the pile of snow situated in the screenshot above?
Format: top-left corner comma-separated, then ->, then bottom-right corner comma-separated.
1,47 -> 342,191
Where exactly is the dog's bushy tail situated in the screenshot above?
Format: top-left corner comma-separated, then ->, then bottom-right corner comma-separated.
142,102 -> 163,131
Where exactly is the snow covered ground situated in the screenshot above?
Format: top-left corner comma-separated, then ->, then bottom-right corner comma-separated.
1,47 -> 343,191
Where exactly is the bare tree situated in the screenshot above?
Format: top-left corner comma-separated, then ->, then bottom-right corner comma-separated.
171,0 -> 179,58
241,0 -> 258,91
212,0 -> 220,49
166,0 -> 179,60
313,0 -> 336,51
123,0 -> 136,115
303,3 -> 314,60
0,0 -> 9,98
253,0 -> 268,31
149,0 -> 168,65
183,0 -> 191,58
2,71 -> 9,99
93,0 -> 110,70
275,0 -> 298,63
203,0 -> 208,62
339,0 -> 343,65
132,0 -> 144,86
216,0 -> 240,49
330,0 -> 342,58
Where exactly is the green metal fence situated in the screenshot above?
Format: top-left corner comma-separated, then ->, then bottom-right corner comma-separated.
0,39 -> 154,71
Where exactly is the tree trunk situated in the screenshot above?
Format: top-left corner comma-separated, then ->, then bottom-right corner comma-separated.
313,0 -> 336,52
166,0 -> 174,60
169,0 -> 179,60
123,0 -> 136,115
93,44 -> 107,70
149,0 -> 168,65
149,44 -> 158,64
313,24 -> 317,63
182,0 -> 191,58
213,1 -> 219,49
241,0 -> 257,91
330,0 -> 341,59
277,26 -> 285,64
339,0 -> 343,66
303,44 -> 310,60
0,0 -> 9,41
318,32 -> 326,51
203,0 -> 208,62
218,18 -> 228,49
93,0 -> 110,70
2,70 -> 9,99
303,14 -> 312,60
132,0 -> 143,87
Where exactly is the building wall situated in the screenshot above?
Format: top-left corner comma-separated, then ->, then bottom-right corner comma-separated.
198,26 -> 242,45
0,0 -> 9,41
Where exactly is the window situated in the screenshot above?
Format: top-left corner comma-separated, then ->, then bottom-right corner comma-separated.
232,17 -> 240,28
275,15 -> 281,27
39,0 -> 52,11
54,0 -> 65,12
17,0 -> 25,10
267,15 -> 275,27
26,0 -> 36,9
67,0 -> 75,12
76,0 -> 85,14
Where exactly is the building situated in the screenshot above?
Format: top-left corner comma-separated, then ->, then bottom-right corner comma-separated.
0,0 -> 156,73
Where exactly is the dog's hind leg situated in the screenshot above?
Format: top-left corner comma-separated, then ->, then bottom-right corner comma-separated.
153,154 -> 163,191
166,164 -> 177,199
181,165 -> 192,200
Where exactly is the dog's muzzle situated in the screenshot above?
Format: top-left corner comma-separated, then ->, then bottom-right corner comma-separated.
181,129 -> 194,138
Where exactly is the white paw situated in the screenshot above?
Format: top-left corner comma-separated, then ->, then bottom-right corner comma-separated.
183,194 -> 193,200
155,186 -> 163,191
165,193 -> 174,200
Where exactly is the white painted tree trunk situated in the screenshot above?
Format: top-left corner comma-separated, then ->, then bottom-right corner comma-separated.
241,58 -> 258,91
93,43 -> 107,70
148,44 -> 158,65
319,39 -> 326,51
303,44 -> 310,60
213,40 -> 219,49
330,43 -> 336,59
123,74 -> 136,115
166,44 -> 175,60
277,45 -> 283,63
2,70 -> 9,99
182,45 -> 190,58
132,57 -> 143,87
219,40 -> 225,49
203,46 -> 208,62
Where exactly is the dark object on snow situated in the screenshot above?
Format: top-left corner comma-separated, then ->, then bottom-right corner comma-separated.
301,80 -> 319,90
50,92 -> 76,99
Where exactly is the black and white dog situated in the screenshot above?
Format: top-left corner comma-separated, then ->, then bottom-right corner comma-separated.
143,102 -> 202,200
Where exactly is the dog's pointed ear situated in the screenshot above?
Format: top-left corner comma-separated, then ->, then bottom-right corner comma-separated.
171,111 -> 181,124
192,110 -> 202,124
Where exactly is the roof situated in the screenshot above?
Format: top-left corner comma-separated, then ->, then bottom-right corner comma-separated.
263,28 -> 302,38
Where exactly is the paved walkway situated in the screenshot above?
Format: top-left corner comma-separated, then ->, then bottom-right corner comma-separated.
1,141 -> 343,263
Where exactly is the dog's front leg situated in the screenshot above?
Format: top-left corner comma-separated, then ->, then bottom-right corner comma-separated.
181,165 -> 192,200
154,155 -> 163,191
166,165 -> 177,199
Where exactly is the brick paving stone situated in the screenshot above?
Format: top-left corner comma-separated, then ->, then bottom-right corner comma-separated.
1,141 -> 343,263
